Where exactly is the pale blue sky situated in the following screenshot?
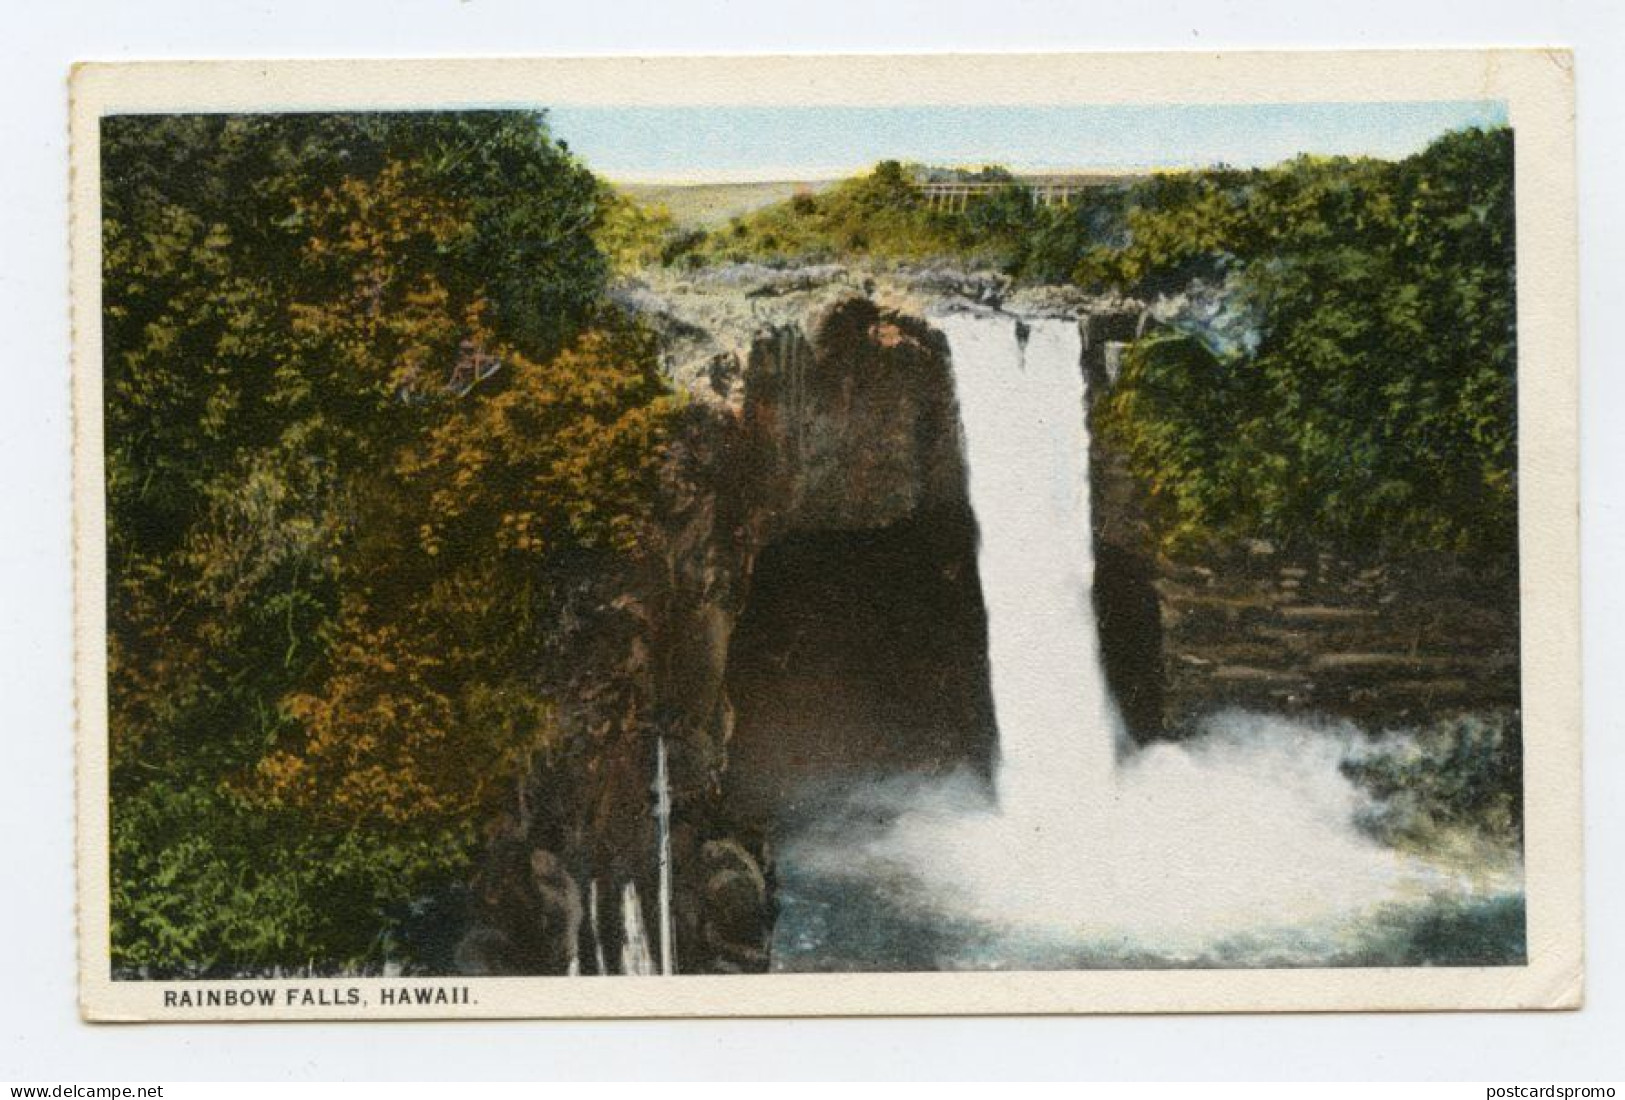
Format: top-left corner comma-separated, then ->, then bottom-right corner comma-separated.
545,101 -> 1508,182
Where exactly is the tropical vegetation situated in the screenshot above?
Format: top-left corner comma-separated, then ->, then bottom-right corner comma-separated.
103,111 -> 673,973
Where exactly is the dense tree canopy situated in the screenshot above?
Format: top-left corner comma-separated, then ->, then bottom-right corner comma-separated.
103,112 -> 672,973
1097,129 -> 1517,558
682,127 -> 1517,559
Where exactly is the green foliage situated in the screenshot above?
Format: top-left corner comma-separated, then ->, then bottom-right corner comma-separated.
593,184 -> 683,274
688,161 -> 976,265
678,160 -> 1137,276
111,778 -> 471,976
103,112 -> 671,974
1096,128 -> 1517,558
685,133 -> 1516,561
1098,334 -> 1279,554
1081,168 -> 1255,293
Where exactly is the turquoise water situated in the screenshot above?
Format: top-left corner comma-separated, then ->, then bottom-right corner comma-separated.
768,775 -> 1527,972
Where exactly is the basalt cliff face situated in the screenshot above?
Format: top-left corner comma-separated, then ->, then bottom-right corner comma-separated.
453,266 -> 1520,976
456,268 -> 1007,975
1081,312 -> 1522,737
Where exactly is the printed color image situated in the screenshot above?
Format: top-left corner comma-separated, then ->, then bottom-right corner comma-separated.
72,54 -> 1581,1017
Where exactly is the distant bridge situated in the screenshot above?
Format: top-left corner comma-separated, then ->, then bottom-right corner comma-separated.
918,174 -> 1129,213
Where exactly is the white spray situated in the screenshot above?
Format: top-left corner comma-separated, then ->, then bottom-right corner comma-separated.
786,311 -> 1520,962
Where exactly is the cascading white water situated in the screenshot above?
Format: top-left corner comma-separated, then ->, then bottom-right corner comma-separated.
938,313 -> 1119,814
654,736 -> 676,976
619,881 -> 655,976
588,879 -> 609,976
767,309 -> 1521,967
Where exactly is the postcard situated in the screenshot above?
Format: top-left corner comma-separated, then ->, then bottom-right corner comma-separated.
69,50 -> 1580,1020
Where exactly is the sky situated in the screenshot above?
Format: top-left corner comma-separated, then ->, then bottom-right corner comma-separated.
545,101 -> 1508,183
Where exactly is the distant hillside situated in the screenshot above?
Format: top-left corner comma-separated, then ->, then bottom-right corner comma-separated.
616,179 -> 838,228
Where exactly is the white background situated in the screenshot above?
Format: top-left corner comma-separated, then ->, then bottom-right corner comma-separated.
3,0 -> 1620,1082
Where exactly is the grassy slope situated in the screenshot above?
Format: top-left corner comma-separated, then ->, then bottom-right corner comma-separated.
616,179 -> 838,228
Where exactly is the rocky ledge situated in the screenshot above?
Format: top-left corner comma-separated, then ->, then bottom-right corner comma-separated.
454,263 -> 1520,977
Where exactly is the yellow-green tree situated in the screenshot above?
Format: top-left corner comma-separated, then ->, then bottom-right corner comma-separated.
103,112 -> 670,974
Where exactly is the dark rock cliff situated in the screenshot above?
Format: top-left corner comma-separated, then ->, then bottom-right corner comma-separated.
723,300 -> 995,820
1150,545 -> 1521,730
453,267 -> 1522,977
456,277 -> 996,976
1080,309 -> 1522,738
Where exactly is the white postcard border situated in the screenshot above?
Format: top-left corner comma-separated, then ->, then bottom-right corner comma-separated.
69,49 -> 1580,1021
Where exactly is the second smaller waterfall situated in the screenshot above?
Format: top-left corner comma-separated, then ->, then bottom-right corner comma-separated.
620,881 -> 655,976
654,736 -> 676,976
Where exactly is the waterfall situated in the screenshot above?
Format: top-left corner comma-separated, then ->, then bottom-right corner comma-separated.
588,879 -> 608,976
612,740 -> 676,978
654,736 -> 676,976
619,881 -> 655,976
938,312 -> 1119,814
769,309 -> 1521,969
